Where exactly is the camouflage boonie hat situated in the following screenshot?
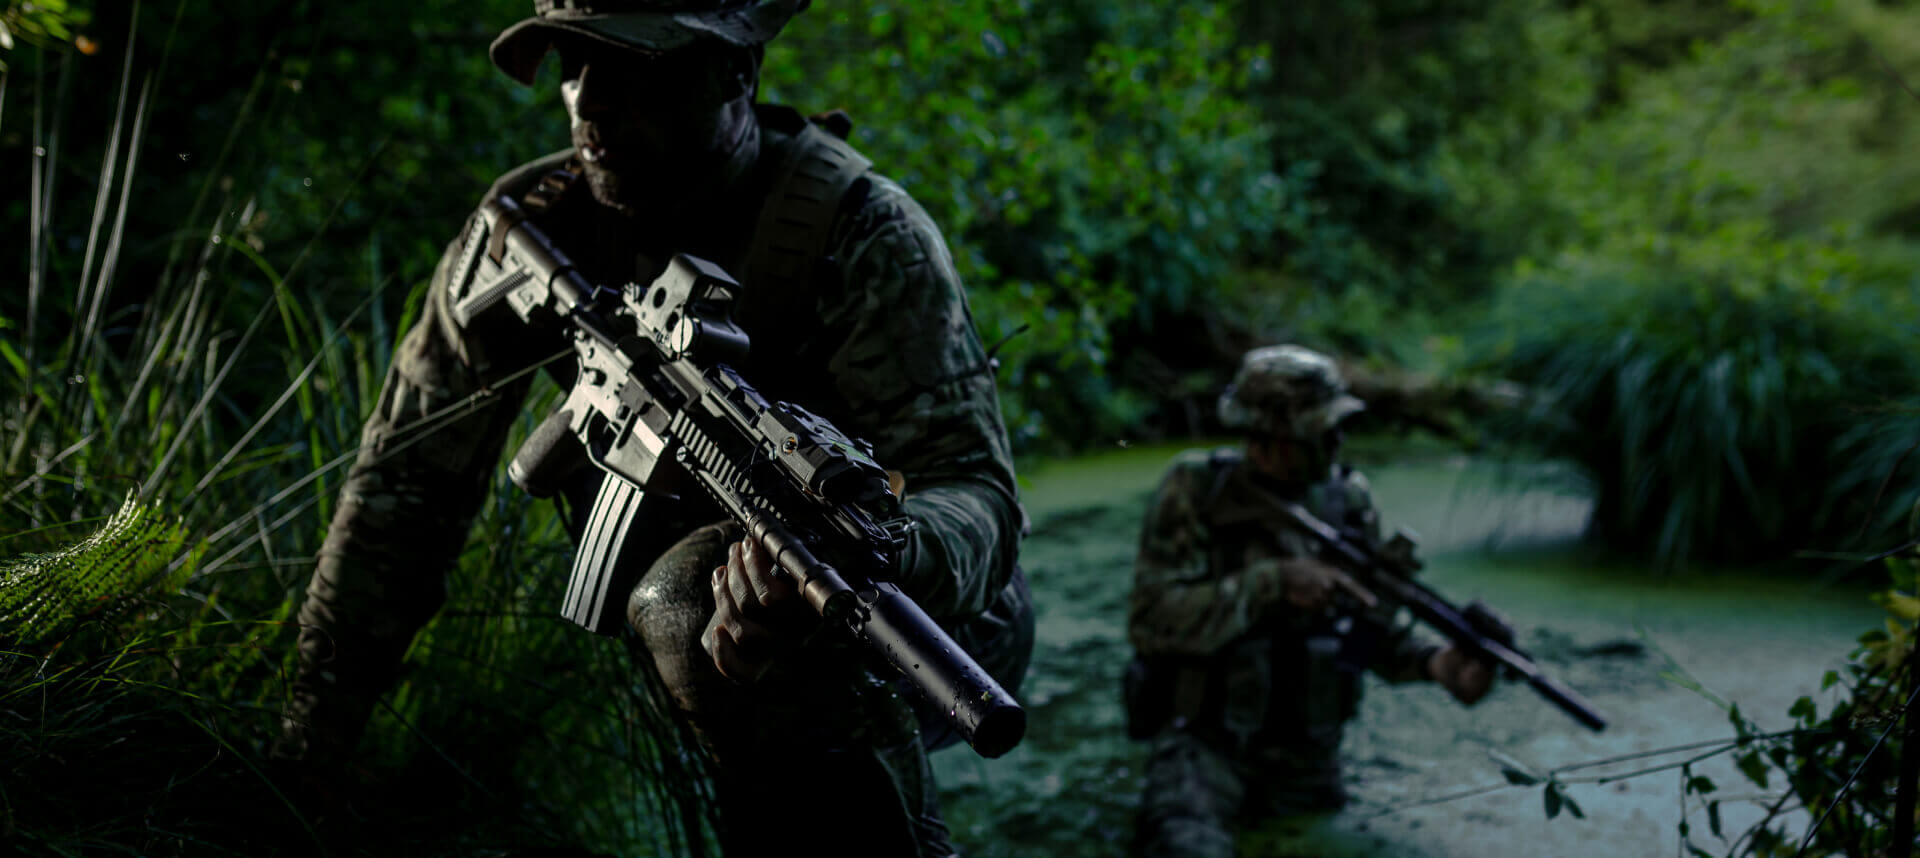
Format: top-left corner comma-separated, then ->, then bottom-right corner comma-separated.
1216,345 -> 1366,438
491,0 -> 809,85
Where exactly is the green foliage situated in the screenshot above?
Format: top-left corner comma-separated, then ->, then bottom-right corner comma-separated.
0,0 -> 93,62
1455,0 -> 1920,568
0,3 -> 706,853
1714,551 -> 1920,857
1476,234 -> 1918,567
1233,0 -> 1571,306
0,491 -> 202,645
764,1 -> 1279,450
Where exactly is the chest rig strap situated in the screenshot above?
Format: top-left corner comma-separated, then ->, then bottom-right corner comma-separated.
739,112 -> 874,352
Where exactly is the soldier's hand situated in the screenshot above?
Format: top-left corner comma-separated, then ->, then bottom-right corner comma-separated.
1428,644 -> 1495,705
702,537 -> 808,683
1274,556 -> 1377,613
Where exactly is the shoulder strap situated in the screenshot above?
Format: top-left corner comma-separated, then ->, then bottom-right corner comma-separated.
1316,464 -> 1352,531
1202,448 -> 1240,518
742,115 -> 874,320
520,159 -> 584,216
1201,449 -> 1242,581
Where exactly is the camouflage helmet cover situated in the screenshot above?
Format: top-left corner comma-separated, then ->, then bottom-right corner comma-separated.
491,0 -> 809,85
1216,344 -> 1366,438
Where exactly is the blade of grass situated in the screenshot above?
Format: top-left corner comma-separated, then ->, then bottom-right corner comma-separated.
138,300 -> 275,500
146,16 -> 278,317
174,349 -> 568,579
77,71 -> 156,381
181,277 -> 389,509
0,432 -> 97,508
69,0 -> 142,373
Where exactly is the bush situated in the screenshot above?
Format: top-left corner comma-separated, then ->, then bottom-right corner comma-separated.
764,1 -> 1279,452
1,6 -> 709,852
1475,228 -> 1919,569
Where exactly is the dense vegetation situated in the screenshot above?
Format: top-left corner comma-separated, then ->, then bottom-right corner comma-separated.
2,0 -> 1918,854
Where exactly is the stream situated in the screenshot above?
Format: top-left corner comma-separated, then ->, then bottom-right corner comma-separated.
931,440 -> 1884,857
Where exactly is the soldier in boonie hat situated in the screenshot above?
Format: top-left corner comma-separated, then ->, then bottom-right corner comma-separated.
490,0 -> 810,85
273,0 -> 1035,855
1218,344 -> 1366,455
1125,345 -> 1497,855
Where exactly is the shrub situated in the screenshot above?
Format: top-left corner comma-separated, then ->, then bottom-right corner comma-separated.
1476,228 -> 1919,568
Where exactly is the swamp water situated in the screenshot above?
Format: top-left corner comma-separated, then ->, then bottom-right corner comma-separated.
932,441 -> 1883,857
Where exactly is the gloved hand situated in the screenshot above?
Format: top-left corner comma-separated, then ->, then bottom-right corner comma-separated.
1427,644 -> 1496,705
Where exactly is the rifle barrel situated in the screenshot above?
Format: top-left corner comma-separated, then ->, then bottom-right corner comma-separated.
1272,498 -> 1610,732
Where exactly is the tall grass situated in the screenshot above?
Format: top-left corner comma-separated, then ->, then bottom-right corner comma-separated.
1476,237 -> 1920,570
2,7 -> 710,856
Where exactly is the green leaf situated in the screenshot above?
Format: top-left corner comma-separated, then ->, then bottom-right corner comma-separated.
1728,702 -> 1754,740
1544,783 -> 1562,819
1488,749 -> 1541,786
1707,800 -> 1724,839
1686,775 -> 1717,795
1875,590 -> 1920,621
1788,695 -> 1817,723
1821,669 -> 1840,691
1735,750 -> 1770,789
0,337 -> 27,381
1563,791 -> 1585,820
1503,766 -> 1541,786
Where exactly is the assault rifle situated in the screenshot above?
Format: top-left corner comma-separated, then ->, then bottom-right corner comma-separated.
1258,496 -> 1609,732
447,194 -> 1026,758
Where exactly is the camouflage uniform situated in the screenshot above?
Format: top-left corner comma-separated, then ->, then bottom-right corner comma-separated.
1127,346 -> 1439,858
277,12 -> 1032,853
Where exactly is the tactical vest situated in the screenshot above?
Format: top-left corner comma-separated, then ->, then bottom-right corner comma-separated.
519,105 -> 871,355
1206,452 -> 1367,753
1125,450 -> 1368,753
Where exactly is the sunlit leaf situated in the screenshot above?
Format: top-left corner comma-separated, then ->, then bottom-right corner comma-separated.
1876,591 -> 1920,621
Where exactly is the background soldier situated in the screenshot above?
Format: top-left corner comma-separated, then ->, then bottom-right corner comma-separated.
272,1 -> 1033,855
1126,344 -> 1495,857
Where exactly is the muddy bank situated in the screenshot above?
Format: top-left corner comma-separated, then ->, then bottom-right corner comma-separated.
933,442 -> 1882,857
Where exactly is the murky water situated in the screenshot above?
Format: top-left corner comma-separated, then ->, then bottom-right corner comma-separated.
933,441 -> 1884,857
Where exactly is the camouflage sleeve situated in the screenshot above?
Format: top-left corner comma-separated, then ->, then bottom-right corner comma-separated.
278,226 -> 539,760
1128,452 -> 1286,657
1338,470 -> 1442,684
812,176 -> 1022,621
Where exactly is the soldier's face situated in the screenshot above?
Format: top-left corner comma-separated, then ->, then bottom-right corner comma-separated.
556,40 -> 757,215
1250,427 -> 1342,482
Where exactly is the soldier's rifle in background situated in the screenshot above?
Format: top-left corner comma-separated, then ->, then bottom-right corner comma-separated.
446,193 -> 1026,758
1267,497 -> 1609,732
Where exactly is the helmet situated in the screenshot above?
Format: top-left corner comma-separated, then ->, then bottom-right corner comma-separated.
1216,345 -> 1366,438
491,0 -> 809,85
